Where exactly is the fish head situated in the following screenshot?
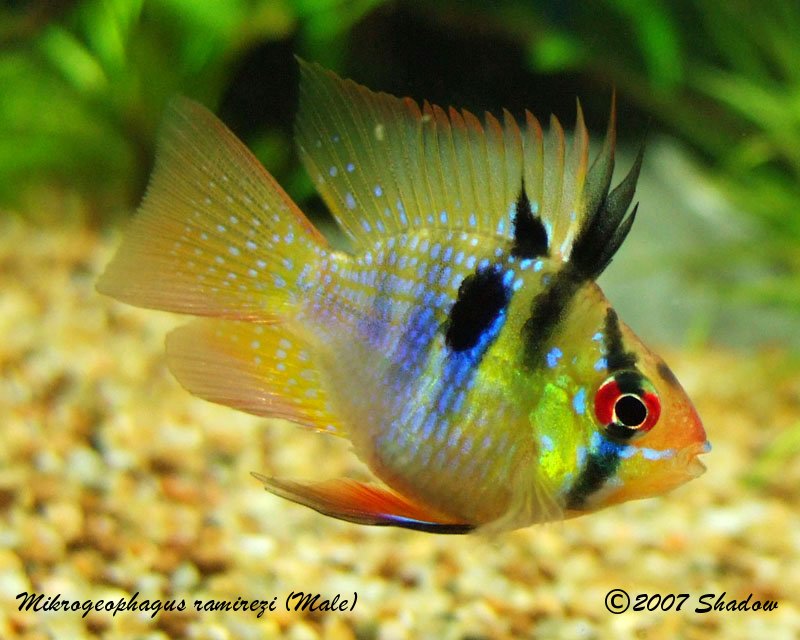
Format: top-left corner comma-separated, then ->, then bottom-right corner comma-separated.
521,281 -> 709,515
588,318 -> 709,508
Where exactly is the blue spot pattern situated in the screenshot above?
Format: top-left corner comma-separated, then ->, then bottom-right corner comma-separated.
572,387 -> 586,415
546,346 -> 563,368
376,263 -> 511,472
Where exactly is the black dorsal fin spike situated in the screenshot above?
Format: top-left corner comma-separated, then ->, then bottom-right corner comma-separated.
511,178 -> 549,259
580,90 -> 617,232
599,203 -> 638,274
567,95 -> 645,281
605,134 -> 646,221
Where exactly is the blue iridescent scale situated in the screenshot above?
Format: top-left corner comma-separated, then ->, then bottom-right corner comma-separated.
299,230 -> 549,518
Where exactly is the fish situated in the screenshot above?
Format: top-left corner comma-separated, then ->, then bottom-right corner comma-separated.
97,60 -> 710,534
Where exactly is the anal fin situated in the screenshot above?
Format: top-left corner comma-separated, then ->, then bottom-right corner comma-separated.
166,319 -> 346,435
252,474 -> 474,534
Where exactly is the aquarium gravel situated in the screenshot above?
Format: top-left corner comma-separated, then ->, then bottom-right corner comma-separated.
1,216 -> 799,638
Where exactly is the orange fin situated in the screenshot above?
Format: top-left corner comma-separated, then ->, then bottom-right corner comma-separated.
252,474 -> 474,534
166,319 -> 346,435
97,96 -> 327,320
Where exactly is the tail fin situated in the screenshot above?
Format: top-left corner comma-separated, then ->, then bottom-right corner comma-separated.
97,97 -> 328,321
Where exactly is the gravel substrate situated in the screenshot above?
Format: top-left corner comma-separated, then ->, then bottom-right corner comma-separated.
1,217 -> 798,639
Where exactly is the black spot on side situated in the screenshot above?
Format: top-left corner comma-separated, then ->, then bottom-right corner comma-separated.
521,268 -> 581,368
657,361 -> 680,388
565,442 -> 622,510
445,268 -> 510,352
511,181 -> 548,259
604,308 -> 637,371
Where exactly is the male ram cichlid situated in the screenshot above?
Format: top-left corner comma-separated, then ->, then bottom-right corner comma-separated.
98,60 -> 709,533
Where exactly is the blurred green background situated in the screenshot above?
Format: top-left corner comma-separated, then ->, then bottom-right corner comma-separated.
2,0 -> 799,316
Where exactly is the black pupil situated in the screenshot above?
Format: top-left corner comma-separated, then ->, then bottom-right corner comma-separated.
615,394 -> 647,427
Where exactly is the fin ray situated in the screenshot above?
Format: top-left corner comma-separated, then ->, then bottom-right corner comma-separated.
295,59 -> 635,273
253,474 -> 474,533
98,97 -> 327,319
166,319 -> 345,435
295,60 -> 526,244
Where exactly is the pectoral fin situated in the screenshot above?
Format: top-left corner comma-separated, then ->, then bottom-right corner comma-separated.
252,474 -> 474,534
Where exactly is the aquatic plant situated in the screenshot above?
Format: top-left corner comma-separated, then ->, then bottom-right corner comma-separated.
0,0 -> 381,224
3,0 -> 799,311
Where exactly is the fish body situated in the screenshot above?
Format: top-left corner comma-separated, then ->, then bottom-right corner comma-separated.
98,60 -> 709,533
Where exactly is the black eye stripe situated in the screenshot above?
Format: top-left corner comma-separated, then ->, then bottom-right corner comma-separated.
612,370 -> 644,395
565,444 -> 622,510
604,422 -> 640,441
603,308 -> 637,371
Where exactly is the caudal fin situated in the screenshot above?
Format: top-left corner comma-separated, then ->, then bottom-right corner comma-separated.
97,97 -> 328,321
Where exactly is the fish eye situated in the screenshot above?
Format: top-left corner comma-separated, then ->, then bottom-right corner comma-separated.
594,372 -> 661,441
614,394 -> 647,427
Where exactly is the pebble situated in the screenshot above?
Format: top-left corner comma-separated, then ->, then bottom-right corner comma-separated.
1,217 -> 799,637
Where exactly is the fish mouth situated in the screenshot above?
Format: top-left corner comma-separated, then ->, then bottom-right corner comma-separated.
681,440 -> 711,479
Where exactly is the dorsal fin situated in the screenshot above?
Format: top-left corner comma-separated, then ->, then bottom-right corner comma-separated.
546,104 -> 590,258
295,60 -> 639,275
296,60 -> 518,244
295,60 -> 592,251
569,96 -> 644,280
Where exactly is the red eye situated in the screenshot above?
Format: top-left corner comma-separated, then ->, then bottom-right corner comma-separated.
594,373 -> 661,440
